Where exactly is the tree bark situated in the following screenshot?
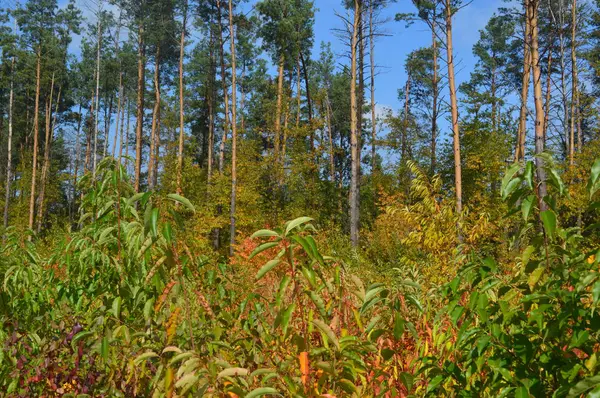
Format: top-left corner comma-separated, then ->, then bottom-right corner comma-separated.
529,0 -> 548,210
369,1 -> 377,175
325,94 -> 335,184
569,0 -> 578,164
37,77 -> 59,234
402,75 -> 410,163
543,50 -> 552,142
431,17 -> 439,174
3,53 -> 15,229
135,19 -> 145,192
148,44 -> 161,189
228,0 -> 238,256
516,3 -> 532,162
176,0 -> 187,194
93,14 -> 102,176
28,47 -> 42,231
445,0 -> 462,214
349,0 -> 361,247
217,0 -> 230,174
275,54 -> 284,165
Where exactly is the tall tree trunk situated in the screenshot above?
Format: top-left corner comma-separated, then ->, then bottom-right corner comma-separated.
112,71 -> 124,158
37,78 -> 59,234
445,0 -> 462,214
28,48 -> 42,231
369,1 -> 377,175
3,53 -> 15,229
326,94 -> 335,184
149,44 -> 161,189
125,98 -> 131,169
228,0 -> 238,256
516,3 -> 532,162
559,0 -> 569,159
543,50 -> 552,142
207,28 -> 215,185
569,0 -> 578,164
135,19 -> 145,192
177,0 -> 188,194
529,0 -> 548,210
93,15 -> 102,176
357,7 -> 365,174
296,51 -> 301,128
72,103 -> 83,224
217,0 -> 230,175
275,54 -> 284,166
299,50 -> 312,123
402,75 -> 410,162
349,0 -> 361,247
103,93 -> 113,157
431,18 -> 439,174
118,96 -> 127,162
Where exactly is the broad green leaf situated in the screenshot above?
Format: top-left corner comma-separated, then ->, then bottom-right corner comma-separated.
502,162 -> 521,197
217,367 -> 249,379
249,242 -> 279,259
524,161 -> 534,189
521,195 -> 535,221
134,351 -> 159,365
540,210 -> 557,237
284,216 -> 313,236
167,193 -> 196,212
251,229 -> 280,238
567,375 -> 600,397
245,387 -> 281,398
312,319 -> 339,350
256,259 -> 280,280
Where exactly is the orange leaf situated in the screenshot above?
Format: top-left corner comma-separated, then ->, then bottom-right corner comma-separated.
299,351 -> 309,386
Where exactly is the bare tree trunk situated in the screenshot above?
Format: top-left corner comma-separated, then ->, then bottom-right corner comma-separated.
176,0 -> 187,194
275,54 -> 284,165
228,0 -> 238,256
402,74 -> 410,162
217,1 -> 230,175
349,0 -> 361,247
326,95 -> 335,184
299,51 -> 312,123
296,51 -> 301,128
559,0 -> 569,158
118,96 -> 127,162
569,0 -> 578,164
207,28 -> 215,185
431,18 -> 439,174
3,53 -> 15,229
125,99 -> 131,169
93,13 -> 102,176
135,19 -> 145,192
516,3 -> 532,162
445,0 -> 462,214
112,71 -> 124,158
543,50 -> 552,141
72,103 -> 82,224
148,45 -> 161,189
37,77 -> 59,234
529,0 -> 548,210
369,1 -> 377,175
28,48 -> 42,231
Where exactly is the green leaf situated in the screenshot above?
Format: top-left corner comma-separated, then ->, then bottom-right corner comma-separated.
400,372 -> 414,391
502,162 -> 521,197
100,336 -> 109,360
175,374 -> 199,394
393,315 -> 405,340
150,208 -> 159,238
284,216 -> 313,236
521,195 -> 535,221
111,296 -> 122,319
167,193 -> 196,212
251,229 -> 280,238
524,161 -> 534,189
134,351 -> 159,365
567,375 -> 600,397
547,167 -> 565,195
245,387 -> 281,398
274,303 -> 295,335
540,210 -> 556,237
256,259 -> 280,280
588,159 -> 600,198
312,319 -> 340,350
249,242 -> 279,259
217,367 -> 249,379
502,177 -> 522,200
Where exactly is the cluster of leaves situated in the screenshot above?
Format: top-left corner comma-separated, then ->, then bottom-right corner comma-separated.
418,156 -> 600,396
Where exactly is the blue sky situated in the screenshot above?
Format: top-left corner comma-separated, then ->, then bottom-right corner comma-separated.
311,0 -> 508,115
